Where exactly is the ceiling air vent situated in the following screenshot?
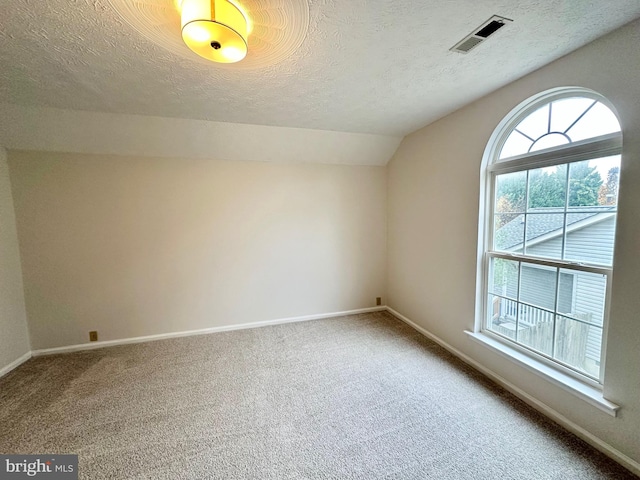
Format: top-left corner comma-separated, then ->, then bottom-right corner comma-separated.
450,15 -> 512,54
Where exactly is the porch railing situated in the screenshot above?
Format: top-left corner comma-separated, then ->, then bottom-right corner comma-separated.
499,297 -> 554,326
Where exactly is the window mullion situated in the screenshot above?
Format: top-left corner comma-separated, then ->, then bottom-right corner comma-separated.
523,170 -> 530,256
551,267 -> 560,359
516,261 -> 522,343
487,252 -> 611,275
561,161 -> 570,260
563,100 -> 598,135
599,272 -> 614,384
489,133 -> 622,175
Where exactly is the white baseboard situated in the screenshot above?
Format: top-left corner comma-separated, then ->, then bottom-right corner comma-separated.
31,306 -> 387,357
0,351 -> 32,378
385,306 -> 640,477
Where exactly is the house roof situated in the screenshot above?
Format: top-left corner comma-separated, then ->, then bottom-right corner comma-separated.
496,206 -> 616,251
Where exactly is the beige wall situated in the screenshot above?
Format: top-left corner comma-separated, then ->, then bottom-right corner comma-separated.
0,147 -> 30,370
388,19 -> 640,465
9,152 -> 387,350
0,104 -> 402,166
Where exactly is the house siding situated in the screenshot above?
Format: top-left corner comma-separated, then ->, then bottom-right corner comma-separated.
519,266 -> 573,313
524,215 -> 616,265
526,236 -> 562,258
564,216 -> 616,266
573,273 -> 607,362
522,218 -> 614,363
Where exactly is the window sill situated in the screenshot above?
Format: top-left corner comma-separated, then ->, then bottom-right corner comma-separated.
465,330 -> 620,417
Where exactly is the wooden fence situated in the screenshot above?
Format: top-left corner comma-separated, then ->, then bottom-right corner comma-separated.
491,297 -> 592,370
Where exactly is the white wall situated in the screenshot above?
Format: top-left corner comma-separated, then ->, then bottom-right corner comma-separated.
0,147 -> 30,371
0,104 -> 401,167
388,19 -> 640,467
9,152 -> 387,350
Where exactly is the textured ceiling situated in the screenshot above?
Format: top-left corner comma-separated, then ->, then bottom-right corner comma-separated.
1,0 -> 639,136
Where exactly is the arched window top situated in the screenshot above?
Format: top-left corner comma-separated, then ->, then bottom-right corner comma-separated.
496,93 -> 621,161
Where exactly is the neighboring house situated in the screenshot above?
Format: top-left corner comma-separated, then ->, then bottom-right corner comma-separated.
492,206 -> 616,373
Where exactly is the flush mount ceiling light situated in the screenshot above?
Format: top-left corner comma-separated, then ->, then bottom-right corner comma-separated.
179,0 -> 250,63
107,0 -> 309,70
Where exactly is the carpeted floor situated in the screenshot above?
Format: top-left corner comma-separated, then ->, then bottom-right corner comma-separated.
0,311 -> 636,479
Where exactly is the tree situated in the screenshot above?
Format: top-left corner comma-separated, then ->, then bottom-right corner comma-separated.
496,168 -> 565,213
496,173 -> 526,213
568,162 -> 603,206
528,169 -> 565,208
496,163 -> 603,226
598,166 -> 619,206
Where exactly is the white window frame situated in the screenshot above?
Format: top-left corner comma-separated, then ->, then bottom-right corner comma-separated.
473,87 -> 622,401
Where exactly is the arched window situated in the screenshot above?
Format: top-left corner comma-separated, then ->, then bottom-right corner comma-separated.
479,88 -> 622,384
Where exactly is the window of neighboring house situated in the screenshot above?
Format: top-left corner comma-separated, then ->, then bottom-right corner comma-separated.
481,88 -> 622,384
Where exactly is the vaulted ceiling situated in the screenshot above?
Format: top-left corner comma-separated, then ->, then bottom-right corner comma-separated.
1,0 -> 639,162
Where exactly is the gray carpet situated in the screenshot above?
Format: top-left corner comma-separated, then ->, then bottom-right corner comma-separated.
0,311 -> 636,479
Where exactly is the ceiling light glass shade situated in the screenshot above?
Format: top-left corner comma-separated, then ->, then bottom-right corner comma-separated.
181,0 -> 248,63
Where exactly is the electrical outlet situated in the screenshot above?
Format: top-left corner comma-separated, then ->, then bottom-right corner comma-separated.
89,331 -> 98,342
376,297 -> 382,306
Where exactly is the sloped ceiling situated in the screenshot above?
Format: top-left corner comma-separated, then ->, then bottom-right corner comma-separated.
0,0 -> 639,163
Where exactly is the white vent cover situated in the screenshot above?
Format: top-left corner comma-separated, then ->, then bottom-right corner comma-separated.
451,15 -> 513,54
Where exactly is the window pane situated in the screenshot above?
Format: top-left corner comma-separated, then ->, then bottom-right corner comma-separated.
550,97 -> 596,133
516,305 -> 554,356
557,272 -> 574,314
593,155 -> 621,207
494,214 -> 524,251
566,102 -> 621,142
487,294 -> 517,340
564,212 -> 616,266
519,264 -> 556,311
568,160 -> 604,207
488,257 -> 519,299
527,165 -> 567,210
554,316 -> 602,378
499,130 -> 533,159
494,171 -> 526,251
495,171 -> 526,212
524,213 -> 564,259
515,104 -> 549,141
557,269 -> 606,326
